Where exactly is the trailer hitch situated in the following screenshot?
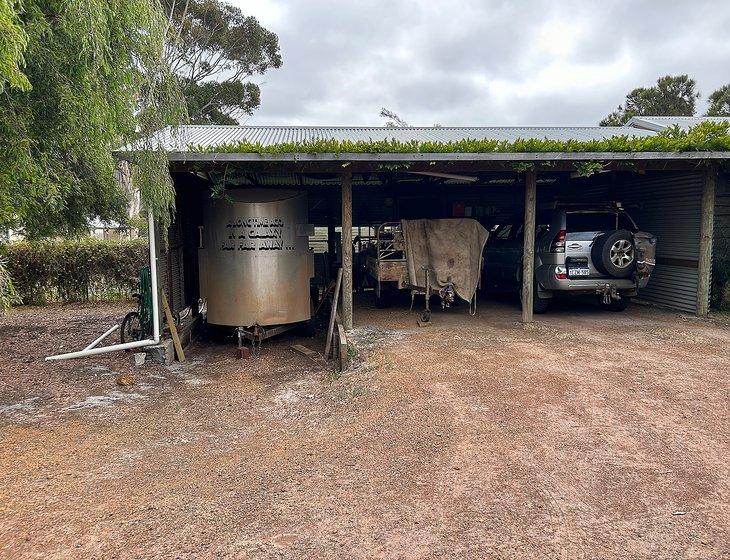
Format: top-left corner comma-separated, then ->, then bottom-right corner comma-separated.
596,283 -> 620,305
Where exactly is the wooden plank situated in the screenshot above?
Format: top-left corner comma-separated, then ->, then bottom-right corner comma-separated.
290,344 -> 320,361
313,280 -> 335,317
341,172 -> 353,330
696,166 -> 716,316
521,170 -> 537,323
336,321 -> 348,371
290,344 -> 316,357
324,268 -> 343,359
161,290 -> 185,362
168,158 -> 715,176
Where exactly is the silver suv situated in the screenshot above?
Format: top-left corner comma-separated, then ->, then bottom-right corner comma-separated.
483,204 -> 657,312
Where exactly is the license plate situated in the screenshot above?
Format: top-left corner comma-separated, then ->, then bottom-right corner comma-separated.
569,267 -> 590,276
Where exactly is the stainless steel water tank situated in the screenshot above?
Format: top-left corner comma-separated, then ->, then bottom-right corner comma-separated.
198,189 -> 313,327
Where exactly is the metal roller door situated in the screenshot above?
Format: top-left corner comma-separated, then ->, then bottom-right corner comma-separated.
618,172 -> 704,313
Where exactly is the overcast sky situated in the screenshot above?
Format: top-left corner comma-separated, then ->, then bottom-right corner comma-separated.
231,0 -> 730,127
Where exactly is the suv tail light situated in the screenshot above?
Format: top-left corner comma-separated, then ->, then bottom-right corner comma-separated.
550,229 -> 566,253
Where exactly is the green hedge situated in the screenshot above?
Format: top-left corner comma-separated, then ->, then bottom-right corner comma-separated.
1,238 -> 148,305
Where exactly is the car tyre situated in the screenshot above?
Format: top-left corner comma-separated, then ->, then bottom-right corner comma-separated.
533,291 -> 550,314
592,229 -> 636,279
521,279 -> 550,314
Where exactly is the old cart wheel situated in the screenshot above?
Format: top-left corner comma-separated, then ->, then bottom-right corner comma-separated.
121,311 -> 143,343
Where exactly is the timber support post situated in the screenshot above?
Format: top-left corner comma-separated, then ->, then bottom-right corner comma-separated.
697,166 -> 716,316
521,169 -> 537,323
341,172 -> 353,330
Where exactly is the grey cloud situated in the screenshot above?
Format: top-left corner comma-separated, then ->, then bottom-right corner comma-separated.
234,0 -> 730,126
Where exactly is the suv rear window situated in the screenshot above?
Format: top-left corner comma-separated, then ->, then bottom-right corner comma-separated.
566,212 -> 616,232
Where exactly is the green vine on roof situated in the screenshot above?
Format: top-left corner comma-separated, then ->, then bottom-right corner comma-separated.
189,121 -> 730,155
573,161 -> 605,177
512,162 -> 534,173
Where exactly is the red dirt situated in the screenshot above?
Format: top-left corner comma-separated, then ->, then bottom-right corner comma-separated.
0,296 -> 728,559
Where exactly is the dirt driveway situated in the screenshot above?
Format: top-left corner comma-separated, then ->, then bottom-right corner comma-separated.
0,297 -> 728,559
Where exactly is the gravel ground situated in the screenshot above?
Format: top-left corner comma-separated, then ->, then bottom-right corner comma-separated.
0,296 -> 728,559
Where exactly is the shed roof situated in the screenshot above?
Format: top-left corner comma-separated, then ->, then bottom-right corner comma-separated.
139,124 -> 655,152
118,117 -> 730,166
625,115 -> 729,132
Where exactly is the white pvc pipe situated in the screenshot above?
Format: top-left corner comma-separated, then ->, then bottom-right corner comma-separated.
83,324 -> 120,350
46,339 -> 158,361
148,209 -> 160,342
45,209 -> 161,361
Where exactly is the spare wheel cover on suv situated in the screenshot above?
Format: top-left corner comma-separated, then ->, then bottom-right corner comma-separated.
591,229 -> 636,278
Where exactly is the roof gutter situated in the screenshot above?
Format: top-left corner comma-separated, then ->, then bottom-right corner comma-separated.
119,151 -> 730,163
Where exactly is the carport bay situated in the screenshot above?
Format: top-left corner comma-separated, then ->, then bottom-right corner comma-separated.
156,147 -> 726,331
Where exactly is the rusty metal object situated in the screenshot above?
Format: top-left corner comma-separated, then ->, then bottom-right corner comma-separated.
199,189 -> 313,328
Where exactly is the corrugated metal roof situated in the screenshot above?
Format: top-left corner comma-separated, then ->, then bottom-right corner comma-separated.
626,115 -> 729,132
138,124 -> 656,152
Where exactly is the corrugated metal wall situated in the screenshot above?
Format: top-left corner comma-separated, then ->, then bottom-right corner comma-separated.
617,172 -> 704,313
549,171 -> 707,313
165,215 -> 186,314
713,174 -> 729,308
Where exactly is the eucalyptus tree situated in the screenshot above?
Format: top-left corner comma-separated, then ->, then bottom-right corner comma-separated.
706,84 -> 730,117
600,75 -> 699,126
163,0 -> 282,124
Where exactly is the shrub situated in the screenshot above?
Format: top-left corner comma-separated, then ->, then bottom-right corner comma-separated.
0,255 -> 21,313
1,238 -> 148,305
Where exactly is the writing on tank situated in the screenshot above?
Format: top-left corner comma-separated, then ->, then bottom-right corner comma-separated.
219,216 -> 294,252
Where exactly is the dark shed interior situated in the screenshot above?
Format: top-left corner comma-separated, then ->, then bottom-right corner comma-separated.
161,163 -> 728,322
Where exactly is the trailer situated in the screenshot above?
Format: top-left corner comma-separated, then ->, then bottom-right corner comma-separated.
365,222 -> 409,308
366,219 -> 488,320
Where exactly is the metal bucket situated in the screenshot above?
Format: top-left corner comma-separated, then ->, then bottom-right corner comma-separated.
199,189 -> 313,327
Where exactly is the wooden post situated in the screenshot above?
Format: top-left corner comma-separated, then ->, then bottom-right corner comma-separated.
521,170 -> 537,323
341,172 -> 353,330
697,166 -> 716,316
327,196 -> 336,277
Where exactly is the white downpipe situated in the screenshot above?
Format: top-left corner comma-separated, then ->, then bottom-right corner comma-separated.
46,209 -> 161,361
147,208 -> 160,343
83,324 -> 120,350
